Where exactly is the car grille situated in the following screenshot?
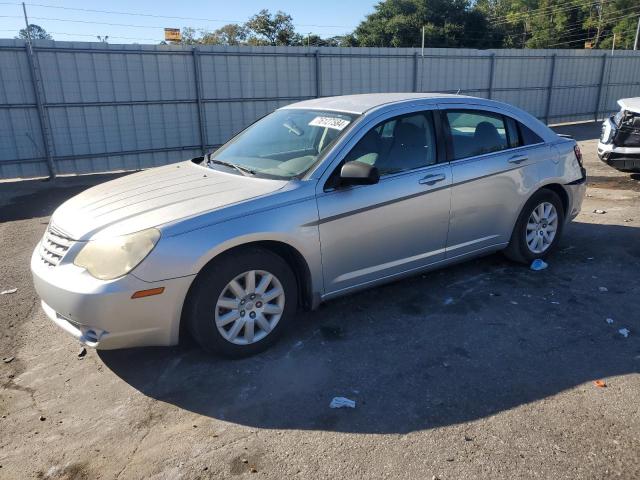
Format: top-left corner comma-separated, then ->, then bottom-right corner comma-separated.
39,225 -> 75,267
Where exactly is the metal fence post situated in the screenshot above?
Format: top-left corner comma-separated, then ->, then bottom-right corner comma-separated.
23,43 -> 56,178
594,53 -> 608,122
544,53 -> 557,125
315,49 -> 321,98
192,47 -> 207,155
487,53 -> 496,99
413,52 -> 419,92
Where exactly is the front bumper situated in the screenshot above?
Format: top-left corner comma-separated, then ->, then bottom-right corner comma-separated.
31,246 -> 194,350
597,147 -> 640,172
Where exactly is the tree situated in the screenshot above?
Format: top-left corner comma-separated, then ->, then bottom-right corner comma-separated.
214,24 -> 248,45
584,0 -> 639,50
475,0 -> 637,50
17,24 -> 52,40
172,24 -> 246,45
351,0 -> 494,48
297,34 -> 350,47
525,0 -> 583,48
245,9 -> 297,45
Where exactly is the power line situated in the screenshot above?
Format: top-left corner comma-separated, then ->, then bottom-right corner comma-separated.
488,1 -> 602,25
546,25 -> 638,48
513,8 -> 640,47
0,14 -> 353,38
541,8 -> 640,37
19,2 -> 358,29
486,0 -> 599,21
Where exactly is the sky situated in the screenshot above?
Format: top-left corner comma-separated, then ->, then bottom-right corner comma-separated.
0,0 -> 376,43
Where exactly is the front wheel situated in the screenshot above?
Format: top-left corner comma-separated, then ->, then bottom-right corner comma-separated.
185,248 -> 298,357
504,189 -> 565,264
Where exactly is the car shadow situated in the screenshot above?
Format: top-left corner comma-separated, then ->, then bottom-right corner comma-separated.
99,221 -> 640,434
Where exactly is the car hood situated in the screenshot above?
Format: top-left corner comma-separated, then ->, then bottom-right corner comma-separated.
50,161 -> 288,240
618,97 -> 640,114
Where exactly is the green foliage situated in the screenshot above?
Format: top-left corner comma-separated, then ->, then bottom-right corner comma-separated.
245,9 -> 296,46
353,0 -> 493,48
17,24 -> 52,40
170,1 -> 638,49
479,0 -> 640,49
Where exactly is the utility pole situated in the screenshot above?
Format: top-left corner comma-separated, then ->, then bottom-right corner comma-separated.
634,16 -> 640,50
595,0 -> 604,48
421,26 -> 425,57
21,2 -> 31,45
22,1 -> 56,179
611,32 -> 616,54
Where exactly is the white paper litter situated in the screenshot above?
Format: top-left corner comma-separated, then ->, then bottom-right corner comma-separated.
329,397 -> 356,409
618,328 -> 630,338
1,288 -> 17,295
606,318 -> 614,325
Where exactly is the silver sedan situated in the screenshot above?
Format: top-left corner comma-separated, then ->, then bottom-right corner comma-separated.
31,93 -> 587,357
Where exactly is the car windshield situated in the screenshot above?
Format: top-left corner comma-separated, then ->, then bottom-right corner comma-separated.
209,109 -> 357,178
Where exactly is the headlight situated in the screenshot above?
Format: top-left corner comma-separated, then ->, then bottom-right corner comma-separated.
74,228 -> 160,280
600,119 -> 615,144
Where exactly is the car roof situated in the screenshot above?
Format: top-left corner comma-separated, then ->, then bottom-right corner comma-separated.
618,97 -> 640,114
281,93 -> 476,115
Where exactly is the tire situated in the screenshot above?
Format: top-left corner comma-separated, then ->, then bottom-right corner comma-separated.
503,189 -> 565,264
185,248 -> 298,358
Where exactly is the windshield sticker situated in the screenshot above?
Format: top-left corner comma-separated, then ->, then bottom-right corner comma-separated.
309,116 -> 351,131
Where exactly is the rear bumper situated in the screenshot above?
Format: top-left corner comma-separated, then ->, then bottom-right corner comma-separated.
31,246 -> 194,350
564,168 -> 587,221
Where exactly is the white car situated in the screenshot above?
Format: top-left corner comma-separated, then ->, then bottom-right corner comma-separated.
598,97 -> 640,173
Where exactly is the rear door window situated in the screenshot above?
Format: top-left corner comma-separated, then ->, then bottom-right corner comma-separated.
445,110 -> 509,160
518,123 -> 544,145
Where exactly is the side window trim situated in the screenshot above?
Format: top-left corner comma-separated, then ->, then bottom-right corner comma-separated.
432,109 -> 448,164
439,109 -> 455,162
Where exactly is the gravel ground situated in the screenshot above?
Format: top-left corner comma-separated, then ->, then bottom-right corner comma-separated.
0,122 -> 639,480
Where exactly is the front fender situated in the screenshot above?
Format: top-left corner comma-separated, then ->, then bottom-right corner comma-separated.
132,196 -> 323,297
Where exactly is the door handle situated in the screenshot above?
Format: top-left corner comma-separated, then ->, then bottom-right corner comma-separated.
508,154 -> 528,164
418,173 -> 446,185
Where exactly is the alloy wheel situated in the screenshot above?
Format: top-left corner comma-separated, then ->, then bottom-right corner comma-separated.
525,201 -> 558,254
214,270 -> 285,345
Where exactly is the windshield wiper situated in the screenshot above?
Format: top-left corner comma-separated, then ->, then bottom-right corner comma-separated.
206,155 -> 255,176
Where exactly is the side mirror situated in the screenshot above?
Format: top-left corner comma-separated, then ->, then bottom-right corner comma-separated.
339,161 -> 380,186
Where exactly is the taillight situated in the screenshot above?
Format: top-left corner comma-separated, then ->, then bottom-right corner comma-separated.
573,144 -> 583,167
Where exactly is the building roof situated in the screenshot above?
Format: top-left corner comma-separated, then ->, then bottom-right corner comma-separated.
282,93 -> 474,114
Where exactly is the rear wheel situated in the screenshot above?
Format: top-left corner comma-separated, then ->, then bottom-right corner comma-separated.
186,248 -> 298,357
504,189 -> 565,264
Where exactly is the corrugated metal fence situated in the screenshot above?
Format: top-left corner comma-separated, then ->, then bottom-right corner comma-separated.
2,39 -> 640,179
